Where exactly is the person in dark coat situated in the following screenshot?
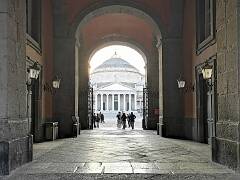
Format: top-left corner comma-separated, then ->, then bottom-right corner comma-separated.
129,112 -> 136,129
100,112 -> 104,123
96,113 -> 100,128
93,113 -> 97,128
127,114 -> 130,128
116,112 -> 122,128
121,113 -> 127,129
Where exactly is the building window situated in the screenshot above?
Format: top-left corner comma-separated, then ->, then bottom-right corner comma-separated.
196,0 -> 215,53
26,0 -> 41,46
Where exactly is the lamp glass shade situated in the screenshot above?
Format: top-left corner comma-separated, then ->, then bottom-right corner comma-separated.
36,70 -> 40,79
177,80 -> 186,88
29,68 -> 37,79
53,80 -> 60,89
202,68 -> 213,79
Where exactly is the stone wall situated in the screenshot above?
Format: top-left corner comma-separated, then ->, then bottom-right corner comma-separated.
214,0 -> 240,170
0,0 -> 32,175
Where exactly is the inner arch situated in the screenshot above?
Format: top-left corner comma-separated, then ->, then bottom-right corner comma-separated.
74,5 -> 163,44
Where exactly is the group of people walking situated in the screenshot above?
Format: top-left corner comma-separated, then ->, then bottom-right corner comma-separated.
116,112 -> 136,129
92,112 -> 104,128
92,111 -> 136,129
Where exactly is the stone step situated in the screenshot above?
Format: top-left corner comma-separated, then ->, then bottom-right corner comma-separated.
2,173 -> 239,180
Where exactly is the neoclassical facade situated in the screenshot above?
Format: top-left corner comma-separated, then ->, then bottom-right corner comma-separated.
90,56 -> 145,113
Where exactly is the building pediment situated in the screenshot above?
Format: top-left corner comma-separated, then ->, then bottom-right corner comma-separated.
97,83 -> 135,91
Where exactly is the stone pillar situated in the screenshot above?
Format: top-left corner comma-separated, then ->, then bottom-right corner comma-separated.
101,94 -> 103,111
212,0 -> 240,170
106,94 -> 109,111
124,95 -> 125,111
112,94 -> 114,111
129,94 -> 132,111
0,0 -> 32,175
118,94 -> 120,111
146,38 -> 161,131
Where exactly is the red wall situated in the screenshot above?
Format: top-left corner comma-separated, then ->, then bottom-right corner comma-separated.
42,0 -> 54,119
182,0 -> 216,118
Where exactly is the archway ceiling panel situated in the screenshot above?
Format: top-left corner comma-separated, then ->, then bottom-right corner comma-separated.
81,14 -> 154,50
64,0 -> 171,29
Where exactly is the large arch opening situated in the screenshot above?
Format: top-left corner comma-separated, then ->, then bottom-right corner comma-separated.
74,5 -> 163,131
89,44 -> 146,129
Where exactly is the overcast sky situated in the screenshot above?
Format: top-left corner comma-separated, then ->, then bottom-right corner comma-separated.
89,45 -> 146,74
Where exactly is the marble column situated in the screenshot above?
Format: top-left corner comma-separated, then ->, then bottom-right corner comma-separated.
134,94 -> 137,111
95,94 -> 98,111
129,94 -> 132,111
112,94 -> 114,111
123,94 -> 126,111
106,94 -> 109,111
118,94 -> 120,111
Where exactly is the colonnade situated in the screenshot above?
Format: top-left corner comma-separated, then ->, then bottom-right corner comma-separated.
95,93 -> 137,112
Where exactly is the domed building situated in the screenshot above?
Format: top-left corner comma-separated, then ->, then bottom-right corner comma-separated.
90,54 -> 145,114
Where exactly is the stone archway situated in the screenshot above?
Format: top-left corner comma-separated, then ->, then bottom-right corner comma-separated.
72,4 -> 163,130
53,1 -> 184,137
77,36 -> 160,129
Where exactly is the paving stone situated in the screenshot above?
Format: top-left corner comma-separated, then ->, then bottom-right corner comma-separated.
103,163 -> 133,173
2,122 -> 238,179
75,162 -> 103,174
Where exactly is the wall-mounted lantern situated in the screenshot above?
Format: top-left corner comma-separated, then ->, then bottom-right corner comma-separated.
43,76 -> 61,94
177,75 -> 194,93
202,63 -> 213,80
177,76 -> 186,89
28,62 -> 40,80
52,76 -> 61,89
26,62 -> 40,88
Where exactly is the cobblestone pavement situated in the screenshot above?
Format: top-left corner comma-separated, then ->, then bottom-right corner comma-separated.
2,121 -> 240,180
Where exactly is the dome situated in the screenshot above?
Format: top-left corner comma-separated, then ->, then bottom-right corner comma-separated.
90,56 -> 145,87
93,57 -> 139,72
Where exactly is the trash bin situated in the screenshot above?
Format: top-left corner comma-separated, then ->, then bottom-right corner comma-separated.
72,116 -> 79,137
72,123 -> 78,137
45,122 -> 58,141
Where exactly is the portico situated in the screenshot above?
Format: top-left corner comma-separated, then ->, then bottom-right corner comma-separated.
95,93 -> 137,112
90,56 -> 144,114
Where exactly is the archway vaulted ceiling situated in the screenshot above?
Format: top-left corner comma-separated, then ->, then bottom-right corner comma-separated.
80,13 -> 155,50
64,0 -> 171,29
